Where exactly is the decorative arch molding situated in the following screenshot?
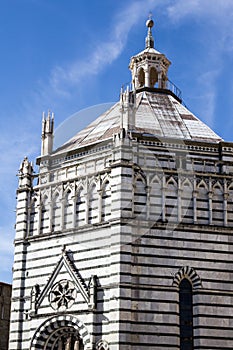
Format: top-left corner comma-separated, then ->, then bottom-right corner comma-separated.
181,178 -> 193,189
166,175 -> 178,187
63,183 -> 75,196
150,174 -> 162,185
134,171 -> 147,186
212,181 -> 223,192
101,177 -> 111,191
52,188 -> 62,201
88,177 -> 99,191
41,192 -> 50,204
75,183 -> 86,196
197,179 -> 208,190
30,315 -> 91,350
101,173 -> 110,187
172,266 -> 202,289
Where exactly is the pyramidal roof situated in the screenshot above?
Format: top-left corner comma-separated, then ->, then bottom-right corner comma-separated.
53,91 -> 221,155
52,19 -> 222,157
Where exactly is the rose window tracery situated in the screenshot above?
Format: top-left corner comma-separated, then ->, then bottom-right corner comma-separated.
49,280 -> 77,311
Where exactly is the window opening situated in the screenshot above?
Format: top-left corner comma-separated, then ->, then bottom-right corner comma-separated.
179,278 -> 194,350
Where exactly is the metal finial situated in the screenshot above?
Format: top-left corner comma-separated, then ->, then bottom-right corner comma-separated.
145,15 -> 154,49
147,12 -> 154,27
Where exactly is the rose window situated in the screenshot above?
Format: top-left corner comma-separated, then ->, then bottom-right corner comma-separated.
49,280 -> 77,311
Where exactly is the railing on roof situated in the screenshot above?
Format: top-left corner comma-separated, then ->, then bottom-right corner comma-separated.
166,79 -> 182,100
122,79 -> 182,102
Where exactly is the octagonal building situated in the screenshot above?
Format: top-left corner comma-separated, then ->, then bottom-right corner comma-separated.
9,19 -> 233,350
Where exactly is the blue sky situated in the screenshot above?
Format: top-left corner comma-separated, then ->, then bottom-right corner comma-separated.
1,0 -> 233,284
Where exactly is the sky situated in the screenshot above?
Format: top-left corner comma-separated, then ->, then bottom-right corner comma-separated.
1,0 -> 233,284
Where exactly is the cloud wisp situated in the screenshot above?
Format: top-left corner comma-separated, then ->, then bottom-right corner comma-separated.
166,0 -> 233,130
0,0 -> 159,284
49,0 -> 157,95
167,0 -> 233,24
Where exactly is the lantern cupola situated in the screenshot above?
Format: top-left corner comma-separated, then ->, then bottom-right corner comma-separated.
129,18 -> 171,91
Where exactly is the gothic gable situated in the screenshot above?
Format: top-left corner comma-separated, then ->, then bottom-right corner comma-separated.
30,247 -> 97,315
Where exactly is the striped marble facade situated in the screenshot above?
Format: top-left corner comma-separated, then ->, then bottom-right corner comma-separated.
9,131 -> 233,350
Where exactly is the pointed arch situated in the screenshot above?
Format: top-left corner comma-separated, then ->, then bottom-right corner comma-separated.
40,194 -> 50,234
64,189 -> 73,229
196,180 -> 209,224
165,176 -> 178,222
182,178 -> 192,189
76,186 -> 86,227
30,315 -> 91,350
133,174 -> 147,219
135,171 -> 147,185
181,179 -> 193,224
52,185 -> 62,199
88,183 -> 99,224
138,67 -> 145,87
150,175 -> 162,221
149,66 -> 158,87
52,192 -> 61,231
64,183 -> 73,194
172,266 -> 202,289
101,180 -> 111,221
212,181 -> 224,225
167,176 -> 178,187
29,196 -> 39,236
213,181 -> 223,192
197,179 -> 208,190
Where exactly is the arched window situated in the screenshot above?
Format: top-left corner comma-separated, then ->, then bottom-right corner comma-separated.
149,67 -> 158,87
52,193 -> 61,231
88,184 -> 99,224
150,177 -> 162,221
197,182 -> 209,224
181,181 -> 193,224
64,190 -> 73,229
179,278 -> 194,350
76,188 -> 86,227
102,181 -> 111,221
40,195 -> 50,234
138,68 -> 145,87
29,198 -> 38,236
212,184 -> 223,225
165,179 -> 178,222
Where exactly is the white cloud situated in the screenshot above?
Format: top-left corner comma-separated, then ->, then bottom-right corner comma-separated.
166,0 -> 233,53
49,0 -> 157,94
0,0 -> 161,284
167,0 -> 233,22
165,0 -> 233,129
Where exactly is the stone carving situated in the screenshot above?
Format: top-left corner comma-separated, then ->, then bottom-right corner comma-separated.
49,280 -> 77,311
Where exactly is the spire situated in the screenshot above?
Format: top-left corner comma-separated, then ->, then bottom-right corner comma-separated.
145,16 -> 154,49
41,110 -> 54,156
